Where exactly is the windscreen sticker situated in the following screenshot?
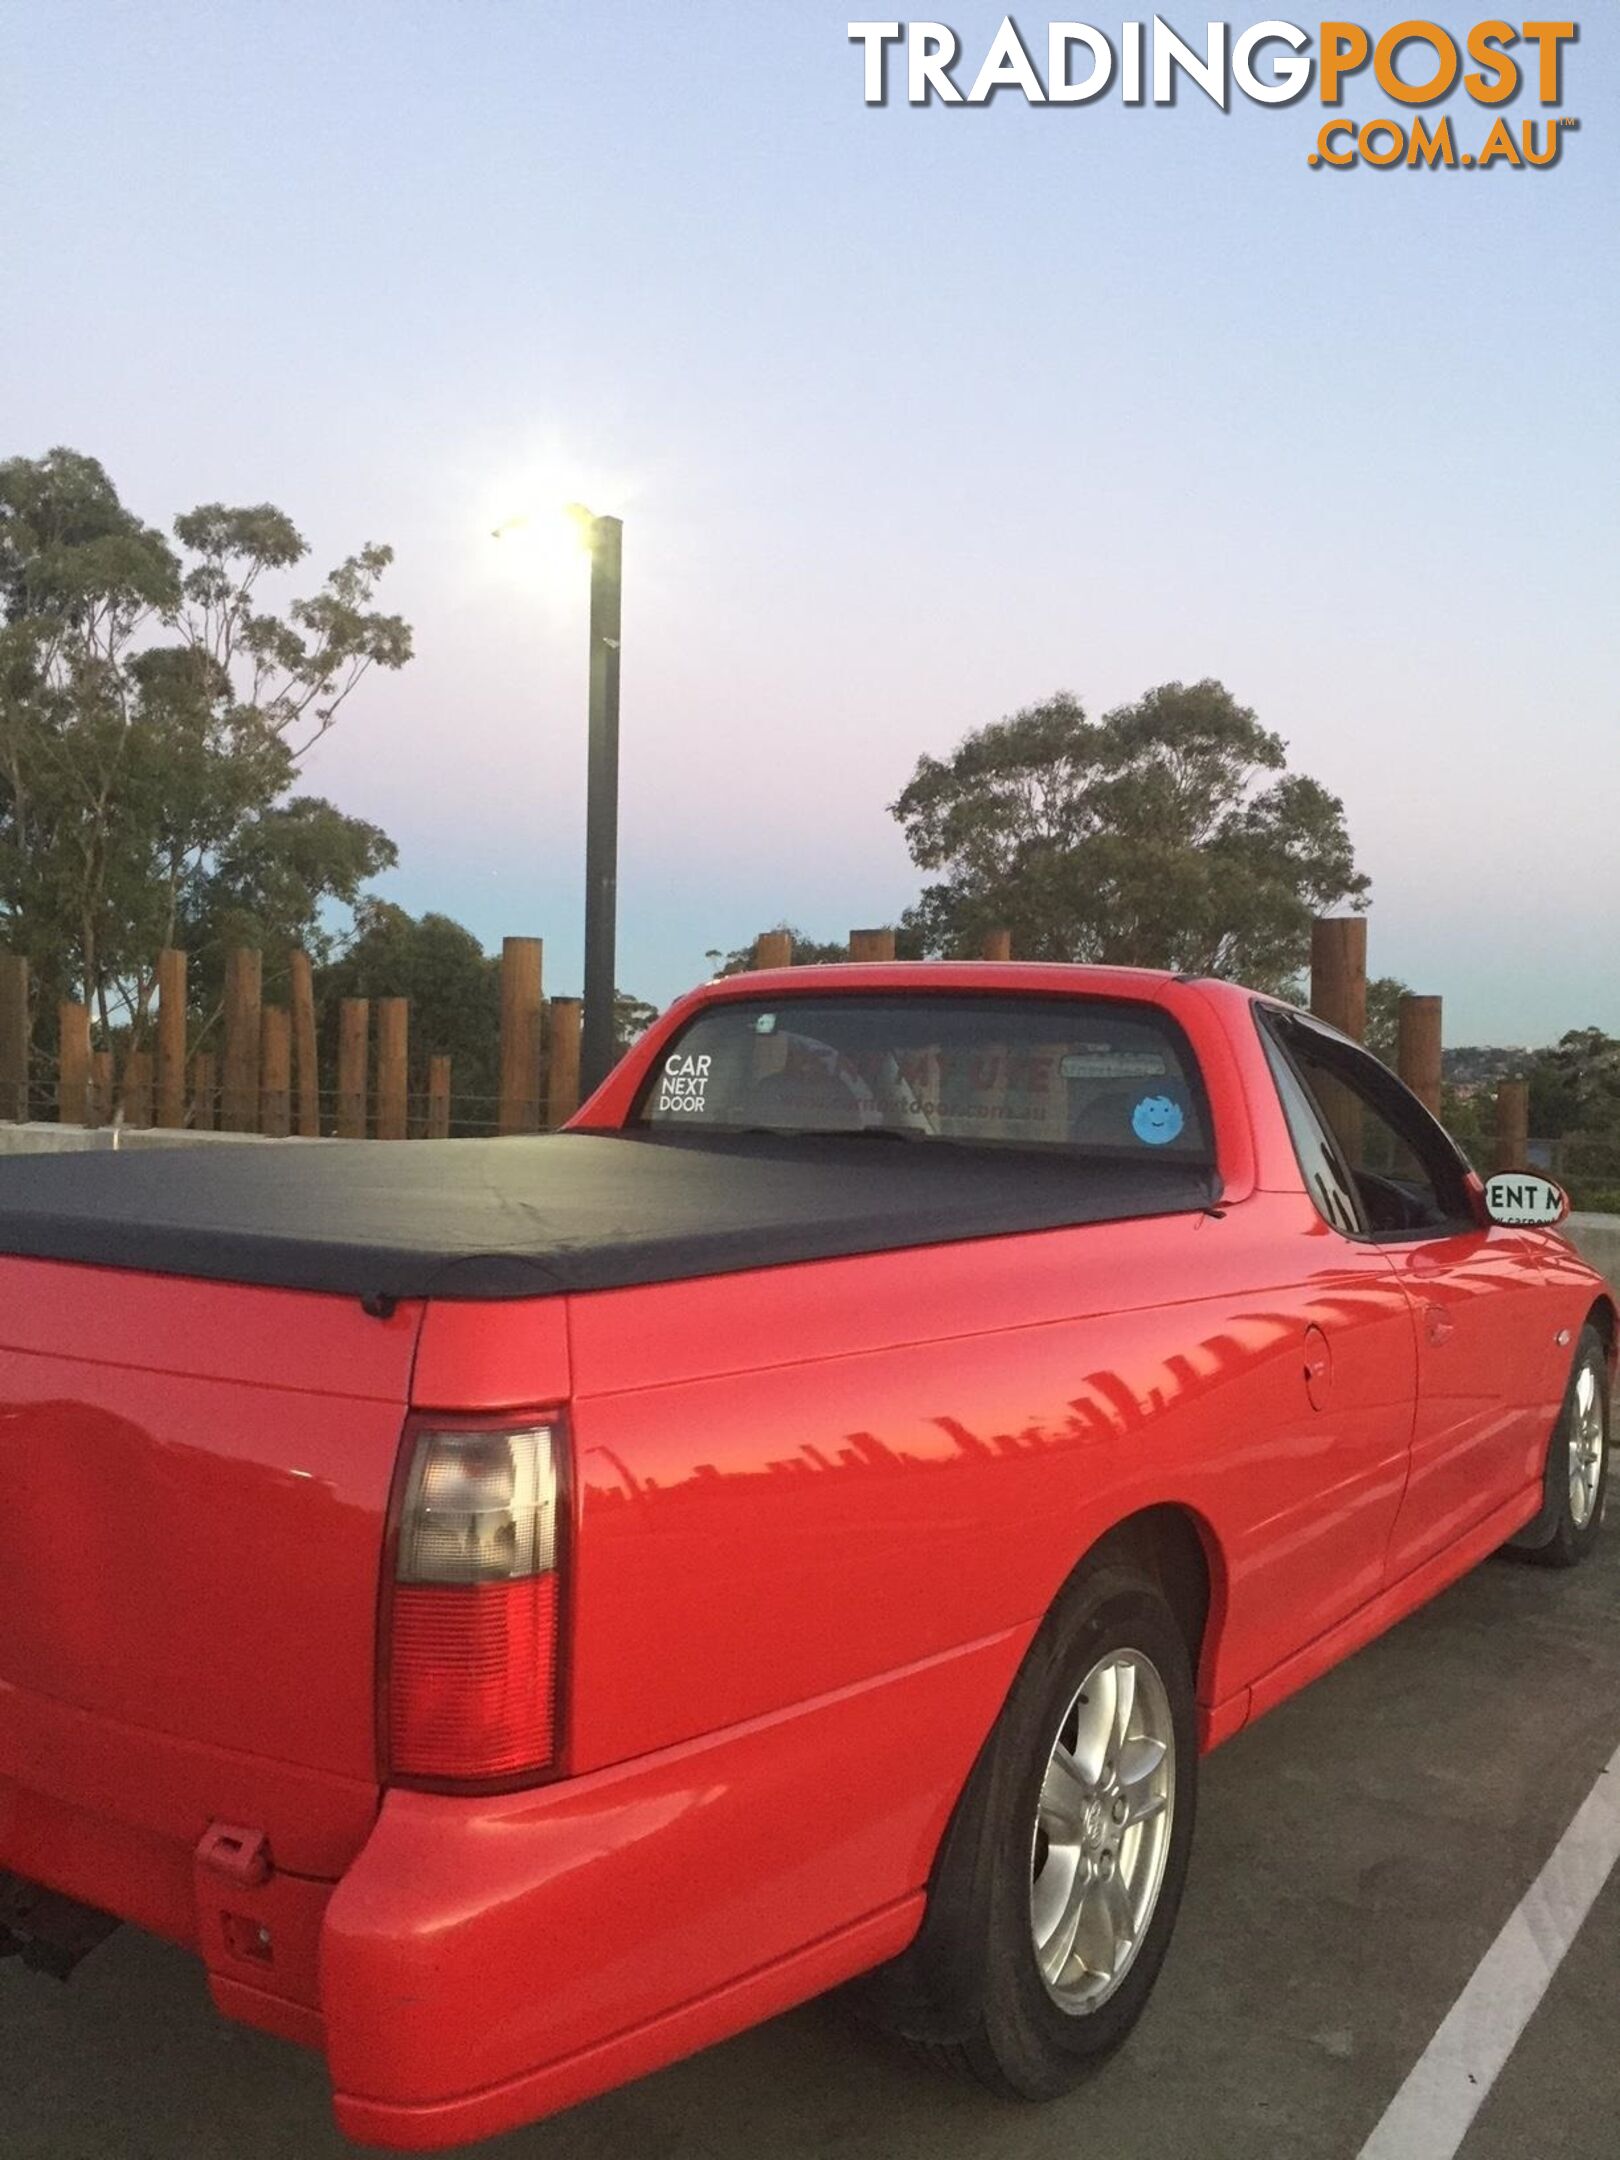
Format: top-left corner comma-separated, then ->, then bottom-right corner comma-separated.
1131,1094 -> 1184,1146
1060,1052 -> 1168,1080
658,1052 -> 712,1115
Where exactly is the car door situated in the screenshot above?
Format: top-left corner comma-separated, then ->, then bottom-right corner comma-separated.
1265,1011 -> 1554,1582
1245,1020 -> 1420,1654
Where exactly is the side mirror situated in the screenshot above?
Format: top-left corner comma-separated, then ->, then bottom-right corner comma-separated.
1482,1172 -> 1570,1228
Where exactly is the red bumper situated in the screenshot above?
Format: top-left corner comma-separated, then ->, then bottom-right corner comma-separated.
321,1627 -> 1030,2148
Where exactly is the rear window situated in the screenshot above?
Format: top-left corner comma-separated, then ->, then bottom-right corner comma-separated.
636,994 -> 1213,1161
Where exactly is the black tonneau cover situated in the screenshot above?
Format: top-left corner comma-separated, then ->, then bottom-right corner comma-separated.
0,1131 -> 1216,1302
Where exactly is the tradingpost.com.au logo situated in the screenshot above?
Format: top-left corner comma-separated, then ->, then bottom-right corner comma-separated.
848,19 -> 1580,169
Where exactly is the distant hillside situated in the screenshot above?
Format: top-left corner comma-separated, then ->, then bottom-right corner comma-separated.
1442,1046 -> 1538,1090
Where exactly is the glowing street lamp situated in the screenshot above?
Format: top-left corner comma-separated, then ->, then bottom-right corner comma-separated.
572,506 -> 622,1099
493,503 -> 624,1100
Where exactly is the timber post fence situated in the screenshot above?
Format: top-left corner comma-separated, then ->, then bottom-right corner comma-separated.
547,999 -> 583,1129
1495,1080 -> 1530,1175
1396,993 -> 1443,1116
0,922 -> 1554,1175
376,998 -> 409,1141
0,954 -> 27,1122
337,998 -> 369,1138
290,950 -> 320,1138
221,948 -> 261,1133
499,937 -> 543,1135
156,948 -> 188,1129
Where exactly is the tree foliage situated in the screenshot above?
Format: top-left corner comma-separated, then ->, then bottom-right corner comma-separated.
318,901 -> 501,1117
0,447 -> 410,1044
1364,976 -> 1411,1066
891,681 -> 1368,995
614,991 -> 660,1048
1529,1029 -> 1620,1140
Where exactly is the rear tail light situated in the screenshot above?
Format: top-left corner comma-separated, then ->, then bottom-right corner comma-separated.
385,1420 -> 562,1786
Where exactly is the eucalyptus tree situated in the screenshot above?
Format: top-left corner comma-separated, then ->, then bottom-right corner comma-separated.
891,679 -> 1369,996
0,447 -> 410,1043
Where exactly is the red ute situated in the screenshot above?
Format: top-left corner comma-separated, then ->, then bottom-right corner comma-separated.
1,964 -> 1612,2147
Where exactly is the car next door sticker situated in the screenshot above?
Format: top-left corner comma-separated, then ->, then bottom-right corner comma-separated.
659,1053 -> 712,1116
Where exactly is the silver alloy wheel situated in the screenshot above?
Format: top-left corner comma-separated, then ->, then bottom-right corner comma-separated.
1030,1649 -> 1175,2015
1569,1362 -> 1607,1529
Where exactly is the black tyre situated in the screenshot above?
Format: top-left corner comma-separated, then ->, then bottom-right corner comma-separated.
1510,1326 -> 1610,1570
854,1560 -> 1198,2099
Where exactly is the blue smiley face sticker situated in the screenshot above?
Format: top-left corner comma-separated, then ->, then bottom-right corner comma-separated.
1131,1094 -> 1184,1146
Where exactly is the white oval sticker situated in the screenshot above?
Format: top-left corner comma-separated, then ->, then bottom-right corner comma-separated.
1483,1173 -> 1569,1228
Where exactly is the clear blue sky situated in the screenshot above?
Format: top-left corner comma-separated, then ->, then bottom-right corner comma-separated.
4,3 -> 1616,1042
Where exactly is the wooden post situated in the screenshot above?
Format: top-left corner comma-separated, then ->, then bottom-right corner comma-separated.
190,1052 -> 218,1131
221,948 -> 263,1132
499,937 -> 543,1135
753,931 -> 793,970
260,1007 -> 292,1138
1396,994 -> 1443,1115
427,1054 -> 452,1140
121,1050 -> 154,1129
88,1049 -> 113,1130
337,998 -> 369,1138
1494,1080 -> 1530,1174
0,953 -> 27,1121
981,929 -> 1012,962
58,1001 -> 90,1125
849,928 -> 896,963
155,948 -> 187,1129
289,950 -> 320,1138
1309,917 -> 1368,1041
547,997 -> 583,1128
376,997 -> 408,1141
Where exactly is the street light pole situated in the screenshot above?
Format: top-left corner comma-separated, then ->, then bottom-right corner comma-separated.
579,511 -> 622,1098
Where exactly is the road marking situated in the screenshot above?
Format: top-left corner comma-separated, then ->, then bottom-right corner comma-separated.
1357,1739 -> 1620,2160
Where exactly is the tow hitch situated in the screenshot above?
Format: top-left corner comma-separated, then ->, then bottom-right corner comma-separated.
0,1870 -> 121,1979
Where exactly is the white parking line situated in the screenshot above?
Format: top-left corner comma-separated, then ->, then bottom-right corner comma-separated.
1357,1738 -> 1620,2160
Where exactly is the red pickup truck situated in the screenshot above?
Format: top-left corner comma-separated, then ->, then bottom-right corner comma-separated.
1,963 -> 1611,2148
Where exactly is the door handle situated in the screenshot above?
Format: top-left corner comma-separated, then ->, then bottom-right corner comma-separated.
1425,1303 -> 1455,1346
